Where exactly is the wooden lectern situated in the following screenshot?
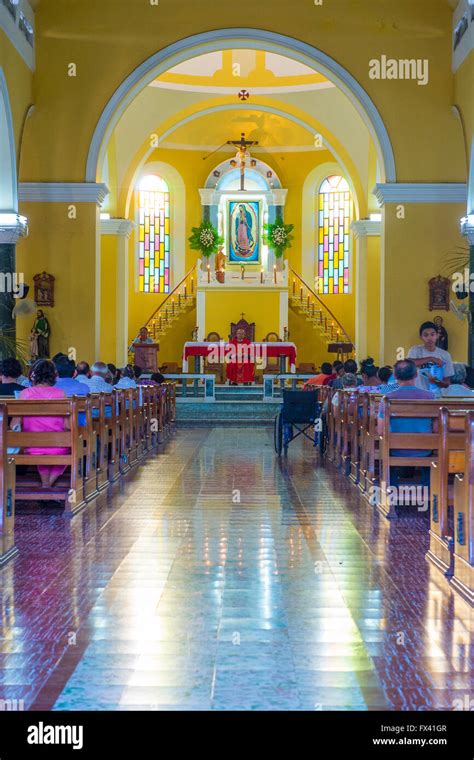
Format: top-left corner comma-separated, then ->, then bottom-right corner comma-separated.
134,343 -> 159,372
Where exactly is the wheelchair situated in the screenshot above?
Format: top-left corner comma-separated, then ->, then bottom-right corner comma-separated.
274,389 -> 323,456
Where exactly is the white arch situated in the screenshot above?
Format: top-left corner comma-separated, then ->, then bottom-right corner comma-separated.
126,160 -> 186,289
205,155 -> 282,190
120,101 -> 359,211
468,136 -> 474,215
86,29 -> 396,184
0,68 -> 18,212
301,162 -> 358,287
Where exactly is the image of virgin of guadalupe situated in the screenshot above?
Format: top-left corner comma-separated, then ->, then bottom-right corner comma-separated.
31,310 -> 51,359
235,204 -> 254,257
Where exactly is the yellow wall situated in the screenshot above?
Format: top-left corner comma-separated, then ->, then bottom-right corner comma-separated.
205,291 -> 281,340
454,50 -> 474,171
100,235 -> 118,362
366,236 -> 381,363
0,28 -> 32,166
382,203 -> 468,365
16,202 -> 98,361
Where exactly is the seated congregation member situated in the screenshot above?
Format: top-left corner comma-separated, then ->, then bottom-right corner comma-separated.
0,358 -> 28,396
331,359 -> 362,389
115,365 -> 137,389
74,361 -> 91,384
12,360 -> 70,489
440,362 -> 474,397
305,362 -> 335,388
332,360 -> 344,378
83,362 -> 113,394
226,327 -> 255,386
107,363 -> 120,385
407,321 -> 454,392
377,365 -> 399,394
330,372 -> 359,410
358,358 -> 381,391
54,355 -> 90,397
377,359 -> 434,486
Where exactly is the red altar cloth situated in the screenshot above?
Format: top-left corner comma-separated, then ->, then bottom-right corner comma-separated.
182,341 -> 297,373
226,338 -> 255,384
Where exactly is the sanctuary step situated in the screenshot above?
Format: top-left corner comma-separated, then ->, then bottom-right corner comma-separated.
215,384 -> 265,402
176,399 -> 281,427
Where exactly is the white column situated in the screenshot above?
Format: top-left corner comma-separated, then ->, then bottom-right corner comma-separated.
197,290 -> 206,341
279,289 -> 288,340
100,218 -> 135,366
351,219 -> 381,360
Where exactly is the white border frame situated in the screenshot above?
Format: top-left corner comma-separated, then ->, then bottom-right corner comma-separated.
0,68 -> 18,213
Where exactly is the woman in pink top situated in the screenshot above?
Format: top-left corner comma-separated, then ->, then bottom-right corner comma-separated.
12,360 -> 70,488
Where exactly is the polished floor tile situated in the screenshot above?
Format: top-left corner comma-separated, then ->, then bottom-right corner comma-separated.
0,426 -> 472,711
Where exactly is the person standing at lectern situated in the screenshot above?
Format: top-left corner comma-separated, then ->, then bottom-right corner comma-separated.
134,326 -> 154,345
226,327 -> 255,386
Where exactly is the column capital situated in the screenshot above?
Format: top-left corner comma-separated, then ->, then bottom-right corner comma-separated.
100,218 -> 135,238
19,182 -> 109,206
0,214 -> 28,244
270,189 -> 288,207
199,188 -> 215,206
351,219 -> 381,239
460,216 -> 474,245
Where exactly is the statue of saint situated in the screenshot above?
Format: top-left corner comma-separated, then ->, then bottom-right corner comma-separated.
434,315 -> 449,351
30,309 -> 50,359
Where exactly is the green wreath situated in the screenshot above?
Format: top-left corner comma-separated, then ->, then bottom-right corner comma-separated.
188,221 -> 224,258
264,217 -> 294,258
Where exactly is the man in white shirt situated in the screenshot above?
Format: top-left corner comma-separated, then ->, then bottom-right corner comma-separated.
407,321 -> 454,392
84,362 -> 113,394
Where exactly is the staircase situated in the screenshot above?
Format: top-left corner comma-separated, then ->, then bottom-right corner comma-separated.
129,265 -> 197,359
289,269 -> 354,358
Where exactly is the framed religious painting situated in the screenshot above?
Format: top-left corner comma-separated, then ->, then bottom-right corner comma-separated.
33,271 -> 55,307
228,200 -> 261,264
428,275 -> 450,311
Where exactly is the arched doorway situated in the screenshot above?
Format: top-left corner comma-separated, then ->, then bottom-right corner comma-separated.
86,28 -> 396,185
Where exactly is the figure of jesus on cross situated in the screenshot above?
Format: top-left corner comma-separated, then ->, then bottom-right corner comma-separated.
227,133 -> 259,191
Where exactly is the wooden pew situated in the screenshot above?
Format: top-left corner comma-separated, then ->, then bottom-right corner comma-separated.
451,410 -> 474,605
0,404 -> 17,566
89,393 -> 110,491
340,389 -> 359,477
378,398 -> 474,519
75,395 -> 99,501
6,398 -> 87,515
427,407 -> 466,577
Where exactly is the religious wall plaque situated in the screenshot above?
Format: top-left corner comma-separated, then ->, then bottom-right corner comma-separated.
428,275 -> 450,311
33,271 -> 55,307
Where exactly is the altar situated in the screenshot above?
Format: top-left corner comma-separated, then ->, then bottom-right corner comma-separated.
182,340 -> 297,375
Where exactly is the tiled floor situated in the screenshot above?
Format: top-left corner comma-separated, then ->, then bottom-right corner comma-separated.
1,427 -> 472,711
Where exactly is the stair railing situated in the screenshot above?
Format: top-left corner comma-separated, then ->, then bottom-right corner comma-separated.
289,269 -> 354,349
128,264 -> 197,353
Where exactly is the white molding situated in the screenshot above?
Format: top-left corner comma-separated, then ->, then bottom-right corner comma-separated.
100,218 -> 135,238
199,187 -> 287,206
0,1 -> 35,72
0,68 -> 18,213
374,183 -> 467,206
0,213 -> 28,244
129,103 -> 352,198
86,29 -> 396,183
452,0 -> 474,72
19,182 -> 109,205
351,219 -> 382,238
460,219 -> 474,245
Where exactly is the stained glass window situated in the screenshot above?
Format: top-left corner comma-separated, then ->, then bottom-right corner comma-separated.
317,175 -> 352,295
138,175 -> 170,293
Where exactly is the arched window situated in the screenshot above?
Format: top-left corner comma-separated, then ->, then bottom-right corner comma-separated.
138,174 -> 170,293
317,175 -> 352,295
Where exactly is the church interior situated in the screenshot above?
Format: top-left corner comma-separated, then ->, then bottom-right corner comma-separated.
0,0 -> 473,726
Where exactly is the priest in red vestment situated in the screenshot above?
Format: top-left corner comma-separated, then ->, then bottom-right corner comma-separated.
226,328 -> 255,385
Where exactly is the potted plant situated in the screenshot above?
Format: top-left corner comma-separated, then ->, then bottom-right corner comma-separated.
189,221 -> 223,271
264,217 -> 294,270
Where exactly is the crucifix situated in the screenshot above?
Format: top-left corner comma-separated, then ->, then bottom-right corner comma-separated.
227,133 -> 259,191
